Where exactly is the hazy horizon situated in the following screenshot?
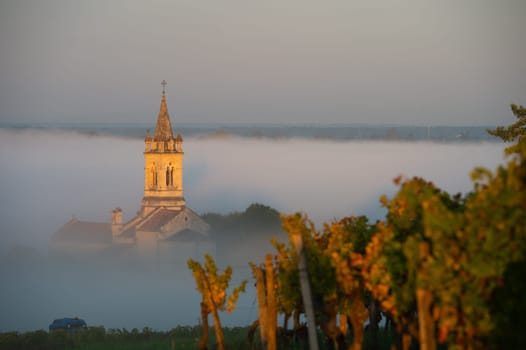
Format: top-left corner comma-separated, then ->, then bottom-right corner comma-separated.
0,119 -> 507,128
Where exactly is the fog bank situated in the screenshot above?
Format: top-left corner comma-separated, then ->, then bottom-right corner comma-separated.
0,128 -> 506,331
0,129 -> 506,251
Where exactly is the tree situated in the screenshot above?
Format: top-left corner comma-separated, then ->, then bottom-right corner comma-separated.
188,255 -> 247,350
325,216 -> 375,350
279,214 -> 324,349
487,103 -> 526,154
362,177 -> 464,350
487,104 -> 526,142
362,105 -> 526,349
276,214 -> 375,350
484,103 -> 526,348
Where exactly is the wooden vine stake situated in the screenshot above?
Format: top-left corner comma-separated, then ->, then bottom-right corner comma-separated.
290,230 -> 320,350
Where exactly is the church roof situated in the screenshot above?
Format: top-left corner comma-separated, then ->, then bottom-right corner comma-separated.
163,228 -> 211,242
153,94 -> 174,141
138,209 -> 180,232
52,217 -> 112,244
119,225 -> 137,239
115,206 -> 209,241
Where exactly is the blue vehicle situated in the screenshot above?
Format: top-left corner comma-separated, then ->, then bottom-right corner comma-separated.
49,317 -> 87,331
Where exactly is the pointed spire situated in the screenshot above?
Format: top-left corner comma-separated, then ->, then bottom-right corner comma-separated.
153,81 -> 174,141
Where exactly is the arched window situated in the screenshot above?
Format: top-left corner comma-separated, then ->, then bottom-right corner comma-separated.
151,164 -> 157,187
165,165 -> 174,186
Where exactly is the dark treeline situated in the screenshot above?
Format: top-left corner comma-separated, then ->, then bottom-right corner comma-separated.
203,203 -> 283,235
0,325 -> 251,350
203,203 -> 287,267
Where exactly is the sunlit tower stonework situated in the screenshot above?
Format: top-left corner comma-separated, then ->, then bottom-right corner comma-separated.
142,82 -> 186,215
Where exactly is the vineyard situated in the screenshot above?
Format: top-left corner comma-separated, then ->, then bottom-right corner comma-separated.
187,105 -> 526,350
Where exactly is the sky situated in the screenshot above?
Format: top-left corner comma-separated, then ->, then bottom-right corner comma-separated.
0,0 -> 525,126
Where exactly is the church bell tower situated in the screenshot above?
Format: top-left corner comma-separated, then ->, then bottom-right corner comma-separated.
141,81 -> 185,215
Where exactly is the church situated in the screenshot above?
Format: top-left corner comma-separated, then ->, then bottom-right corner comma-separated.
51,82 -> 212,262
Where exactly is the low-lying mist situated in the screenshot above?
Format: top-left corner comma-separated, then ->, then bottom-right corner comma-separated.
0,128 -> 506,331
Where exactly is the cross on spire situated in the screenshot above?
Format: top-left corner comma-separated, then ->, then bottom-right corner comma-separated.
161,80 -> 167,95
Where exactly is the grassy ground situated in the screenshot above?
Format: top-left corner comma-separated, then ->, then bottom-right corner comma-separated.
0,325 -> 397,350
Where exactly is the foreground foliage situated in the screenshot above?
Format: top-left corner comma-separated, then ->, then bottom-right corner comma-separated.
242,104 -> 526,350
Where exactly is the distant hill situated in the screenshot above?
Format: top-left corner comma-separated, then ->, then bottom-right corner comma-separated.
0,123 -> 500,142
